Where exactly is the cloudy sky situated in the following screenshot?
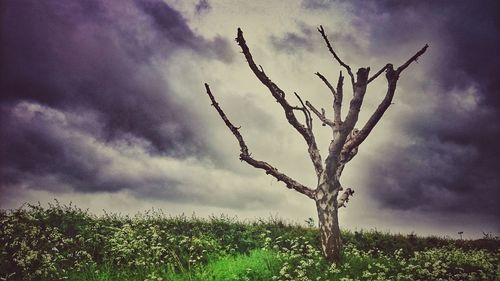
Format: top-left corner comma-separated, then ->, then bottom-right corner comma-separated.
1,0 -> 499,238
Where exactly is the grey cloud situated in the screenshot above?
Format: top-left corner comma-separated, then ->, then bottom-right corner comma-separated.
2,0 -> 499,230
0,0 -> 235,198
195,0 -> 211,15
137,0 -> 231,62
269,21 -> 364,61
269,23 -> 315,53
0,102 -> 281,209
301,0 -> 334,10
0,0 -> 231,154
342,0 -> 500,224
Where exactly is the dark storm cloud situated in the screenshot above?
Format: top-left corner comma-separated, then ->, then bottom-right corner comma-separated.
0,0 -> 233,196
0,101 -> 276,209
0,103 -> 181,195
346,0 -> 500,221
137,0 -> 228,60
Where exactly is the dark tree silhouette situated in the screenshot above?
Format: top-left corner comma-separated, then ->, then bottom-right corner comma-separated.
204,26 -> 428,263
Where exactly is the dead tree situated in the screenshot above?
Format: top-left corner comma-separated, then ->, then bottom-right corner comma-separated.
204,26 -> 428,263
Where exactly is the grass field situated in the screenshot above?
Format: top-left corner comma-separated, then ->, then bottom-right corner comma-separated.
1,202 -> 498,280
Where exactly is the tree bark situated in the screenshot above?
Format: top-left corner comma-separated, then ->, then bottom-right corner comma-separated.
315,175 -> 342,263
316,199 -> 342,263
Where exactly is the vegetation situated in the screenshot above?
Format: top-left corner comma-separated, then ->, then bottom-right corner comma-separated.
1,202 -> 498,280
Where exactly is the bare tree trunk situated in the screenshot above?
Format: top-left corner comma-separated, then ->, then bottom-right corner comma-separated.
316,197 -> 342,263
315,172 -> 343,263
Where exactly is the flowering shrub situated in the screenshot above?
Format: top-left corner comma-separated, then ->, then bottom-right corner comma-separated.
103,220 -> 221,269
0,204 -> 94,280
273,237 -> 326,281
397,246 -> 500,281
261,229 -> 499,281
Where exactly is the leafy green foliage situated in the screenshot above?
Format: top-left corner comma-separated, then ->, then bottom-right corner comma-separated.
1,202 -> 498,280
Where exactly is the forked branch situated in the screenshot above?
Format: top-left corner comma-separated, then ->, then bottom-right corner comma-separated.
236,28 -> 324,177
205,83 -> 315,199
305,101 -> 335,128
293,92 -> 313,130
343,44 -> 429,155
315,71 -> 344,124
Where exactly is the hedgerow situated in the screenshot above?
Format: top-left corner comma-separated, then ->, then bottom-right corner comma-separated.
1,202 -> 498,280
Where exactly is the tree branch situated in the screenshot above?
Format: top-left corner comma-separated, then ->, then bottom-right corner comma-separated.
321,67 -> 370,180
205,83 -> 315,199
293,92 -> 313,130
342,67 -> 370,136
317,25 -> 355,88
236,28 -> 324,177
396,44 -> 429,74
367,64 -> 390,84
337,188 -> 354,208
343,44 -> 429,155
315,72 -> 336,96
335,71 -> 344,124
315,71 -> 343,124
367,44 -> 427,84
305,100 -> 335,128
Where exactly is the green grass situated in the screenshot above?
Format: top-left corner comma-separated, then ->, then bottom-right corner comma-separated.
67,250 -> 280,281
1,201 -> 499,280
192,249 -> 280,281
